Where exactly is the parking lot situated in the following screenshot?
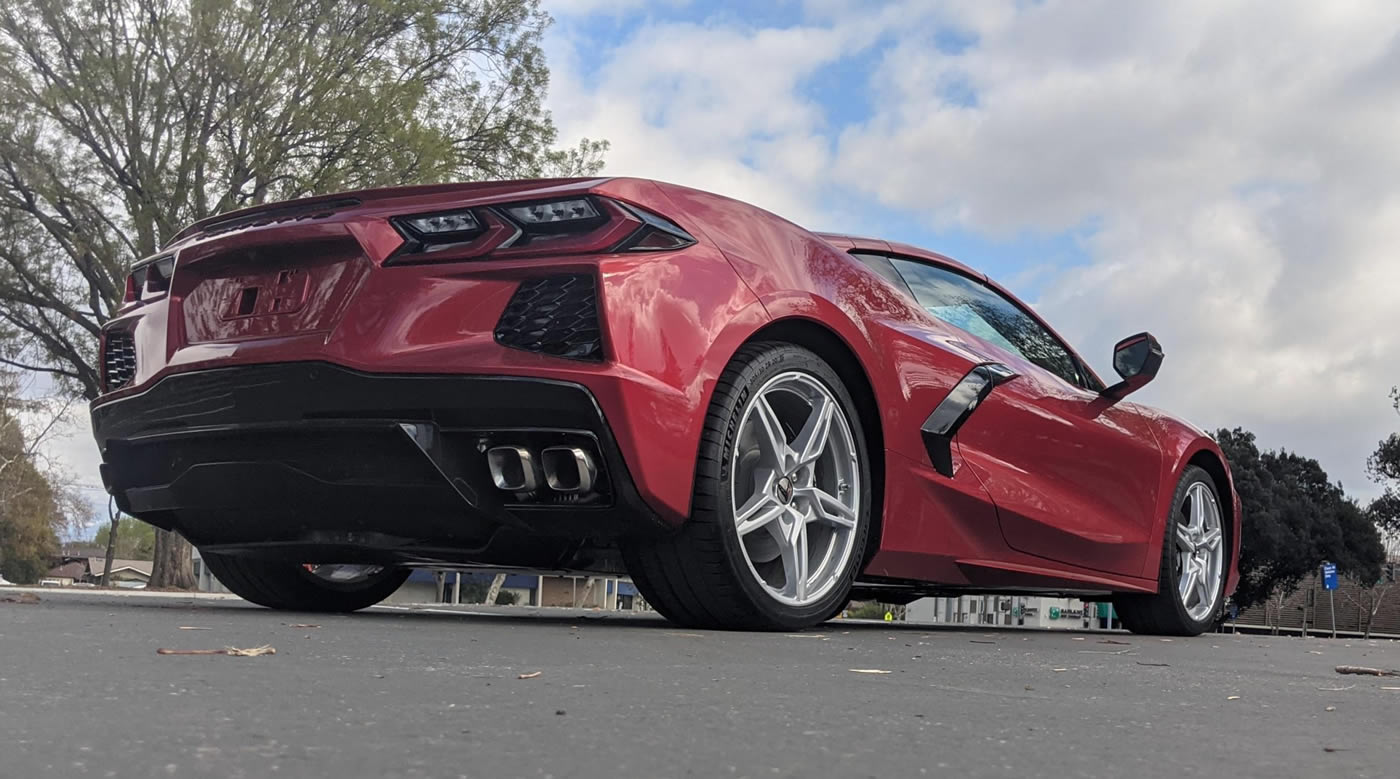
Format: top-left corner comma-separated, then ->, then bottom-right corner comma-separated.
3,589 -> 1396,778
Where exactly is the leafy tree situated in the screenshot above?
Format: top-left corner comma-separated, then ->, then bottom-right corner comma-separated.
93,516 -> 156,560
1215,428 -> 1385,612
1368,387 -> 1400,532
0,0 -> 605,588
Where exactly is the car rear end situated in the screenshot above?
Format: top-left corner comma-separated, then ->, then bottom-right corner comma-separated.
91,177 -> 744,571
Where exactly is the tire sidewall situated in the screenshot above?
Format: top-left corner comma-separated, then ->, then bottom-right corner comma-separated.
707,345 -> 872,628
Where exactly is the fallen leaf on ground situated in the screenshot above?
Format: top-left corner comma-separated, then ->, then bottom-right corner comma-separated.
1325,706 -> 1336,712
1227,695 -> 1241,700
517,671 -> 542,679
225,645 -> 276,657
1308,650 -> 1324,655
848,669 -> 892,675
1071,637 -> 1086,641
156,645 -> 276,657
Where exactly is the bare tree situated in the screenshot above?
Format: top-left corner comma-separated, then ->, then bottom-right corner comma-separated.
1338,575 -> 1394,640
0,370 -> 83,581
0,0 -> 605,588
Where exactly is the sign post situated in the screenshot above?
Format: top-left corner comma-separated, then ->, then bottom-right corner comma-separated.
1321,562 -> 1339,638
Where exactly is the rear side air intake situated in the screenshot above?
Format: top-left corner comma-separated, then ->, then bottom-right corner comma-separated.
101,329 -> 138,392
494,274 -> 603,361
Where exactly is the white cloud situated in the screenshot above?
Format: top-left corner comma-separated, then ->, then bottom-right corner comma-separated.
544,16 -> 872,225
546,0 -> 1400,498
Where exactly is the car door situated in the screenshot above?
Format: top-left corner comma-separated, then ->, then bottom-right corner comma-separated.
886,257 -> 1163,578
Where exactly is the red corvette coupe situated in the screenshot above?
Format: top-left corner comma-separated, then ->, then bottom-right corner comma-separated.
92,177 -> 1240,635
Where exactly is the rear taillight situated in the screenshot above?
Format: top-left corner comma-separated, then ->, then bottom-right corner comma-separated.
123,267 -> 148,303
122,256 -> 174,303
387,196 -> 695,263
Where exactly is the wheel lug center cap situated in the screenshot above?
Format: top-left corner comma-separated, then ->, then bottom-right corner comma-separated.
774,476 -> 795,504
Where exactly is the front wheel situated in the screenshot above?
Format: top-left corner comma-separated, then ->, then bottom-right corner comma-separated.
623,342 -> 872,631
1114,465 -> 1228,636
201,553 -> 409,612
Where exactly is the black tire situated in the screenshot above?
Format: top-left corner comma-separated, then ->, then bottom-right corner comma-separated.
623,342 -> 872,631
1114,465 -> 1227,636
201,552 -> 409,613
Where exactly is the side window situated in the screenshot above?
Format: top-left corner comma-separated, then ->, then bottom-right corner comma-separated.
850,252 -> 915,298
889,258 -> 1087,388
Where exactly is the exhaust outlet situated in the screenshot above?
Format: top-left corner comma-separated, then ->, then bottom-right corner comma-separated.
541,447 -> 597,493
486,446 -> 538,491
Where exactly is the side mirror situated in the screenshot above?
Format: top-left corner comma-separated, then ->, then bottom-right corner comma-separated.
1104,332 -> 1164,399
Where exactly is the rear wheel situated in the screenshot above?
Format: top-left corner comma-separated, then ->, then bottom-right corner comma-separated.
201,553 -> 409,612
623,342 -> 872,630
1114,465 -> 1227,636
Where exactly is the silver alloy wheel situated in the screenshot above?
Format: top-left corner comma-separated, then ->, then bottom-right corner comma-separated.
305,564 -> 383,585
1175,481 -> 1224,621
730,370 -> 861,607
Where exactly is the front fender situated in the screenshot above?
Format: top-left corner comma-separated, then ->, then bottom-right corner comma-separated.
1141,413 -> 1242,596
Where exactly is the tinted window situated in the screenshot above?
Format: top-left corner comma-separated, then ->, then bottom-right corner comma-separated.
889,258 -> 1086,387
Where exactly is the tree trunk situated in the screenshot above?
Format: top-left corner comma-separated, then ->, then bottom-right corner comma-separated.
147,529 -> 194,590
101,515 -> 119,588
574,576 -> 597,607
484,573 -> 506,605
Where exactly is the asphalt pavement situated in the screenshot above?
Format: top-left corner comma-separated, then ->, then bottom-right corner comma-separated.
3,589 -> 1397,778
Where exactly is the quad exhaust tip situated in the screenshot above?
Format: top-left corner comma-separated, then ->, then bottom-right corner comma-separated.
541,446 -> 596,493
486,444 -> 598,494
486,446 -> 537,492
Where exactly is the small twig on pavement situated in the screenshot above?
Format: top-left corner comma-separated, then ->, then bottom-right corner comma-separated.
1334,665 -> 1399,677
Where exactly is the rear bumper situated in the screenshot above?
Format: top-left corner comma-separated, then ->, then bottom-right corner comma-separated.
92,362 -> 669,566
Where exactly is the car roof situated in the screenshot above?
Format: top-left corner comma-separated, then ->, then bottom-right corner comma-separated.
815,232 -> 987,281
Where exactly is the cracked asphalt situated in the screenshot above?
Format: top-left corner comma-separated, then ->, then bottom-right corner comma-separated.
3,589 -> 1397,778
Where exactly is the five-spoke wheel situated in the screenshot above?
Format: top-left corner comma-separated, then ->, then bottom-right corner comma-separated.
1174,482 -> 1224,623
1115,465 -> 1228,636
622,342 -> 871,630
731,371 -> 861,607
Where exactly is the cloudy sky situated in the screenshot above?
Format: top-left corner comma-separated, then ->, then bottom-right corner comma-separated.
44,0 -> 1400,530
542,0 -> 1400,499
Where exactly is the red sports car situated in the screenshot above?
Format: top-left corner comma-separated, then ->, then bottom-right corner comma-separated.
92,177 -> 1240,635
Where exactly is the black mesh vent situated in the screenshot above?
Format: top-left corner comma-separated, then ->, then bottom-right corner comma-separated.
102,329 -> 137,391
494,274 -> 603,361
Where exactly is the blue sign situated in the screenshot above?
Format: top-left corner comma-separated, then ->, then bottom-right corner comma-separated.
1321,562 -> 1338,590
